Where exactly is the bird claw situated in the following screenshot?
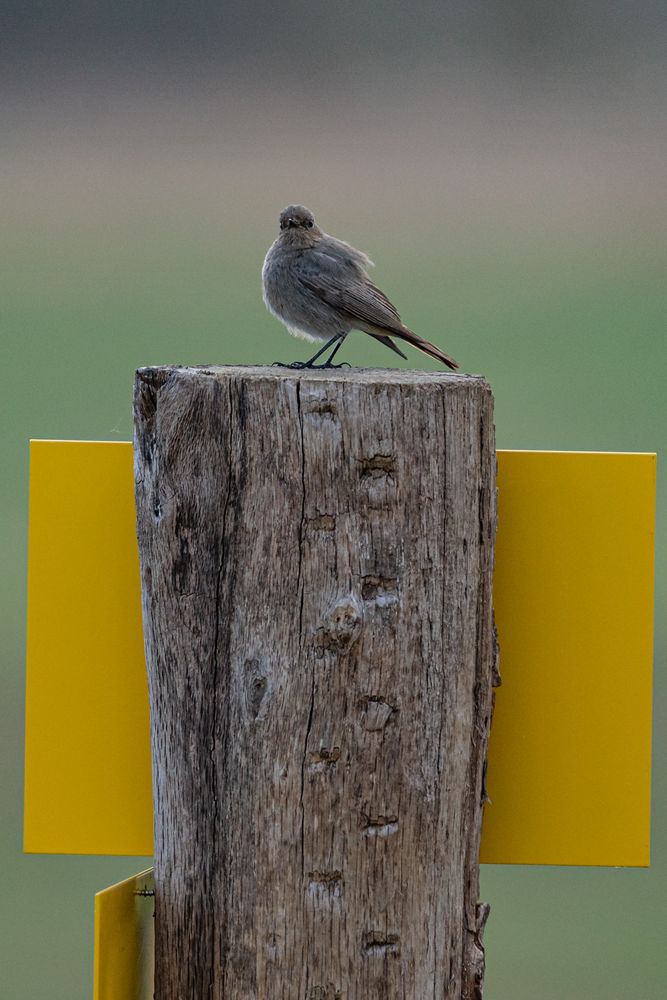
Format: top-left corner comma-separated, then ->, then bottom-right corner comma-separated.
272,360 -> 351,370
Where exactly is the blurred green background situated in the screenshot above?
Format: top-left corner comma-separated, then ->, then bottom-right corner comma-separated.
2,3 -> 665,997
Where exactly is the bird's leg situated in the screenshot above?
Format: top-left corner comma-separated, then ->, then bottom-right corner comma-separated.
320,334 -> 348,367
273,334 -> 349,370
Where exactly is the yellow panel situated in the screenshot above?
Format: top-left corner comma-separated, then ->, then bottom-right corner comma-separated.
94,869 -> 154,1000
480,451 -> 655,866
24,441 -> 153,854
24,443 -> 655,865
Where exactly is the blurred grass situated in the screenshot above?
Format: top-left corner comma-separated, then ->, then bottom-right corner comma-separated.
2,205 -> 665,998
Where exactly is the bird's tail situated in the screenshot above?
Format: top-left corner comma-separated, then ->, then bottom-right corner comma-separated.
392,326 -> 459,370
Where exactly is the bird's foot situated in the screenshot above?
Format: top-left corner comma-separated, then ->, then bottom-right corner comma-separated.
272,360 -> 351,370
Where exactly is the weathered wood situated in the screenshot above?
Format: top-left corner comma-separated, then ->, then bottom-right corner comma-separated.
134,365 -> 497,1000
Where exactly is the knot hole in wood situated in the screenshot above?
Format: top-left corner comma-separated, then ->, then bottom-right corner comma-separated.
314,593 -> 363,656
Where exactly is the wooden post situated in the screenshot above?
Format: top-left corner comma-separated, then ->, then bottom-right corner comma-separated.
134,365 -> 497,1000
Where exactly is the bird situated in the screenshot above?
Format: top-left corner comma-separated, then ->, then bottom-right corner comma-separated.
262,205 -> 459,370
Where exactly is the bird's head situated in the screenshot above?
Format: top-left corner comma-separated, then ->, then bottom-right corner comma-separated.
278,205 -> 321,243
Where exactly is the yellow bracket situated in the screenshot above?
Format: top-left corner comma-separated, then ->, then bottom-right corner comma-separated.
94,868 -> 154,1000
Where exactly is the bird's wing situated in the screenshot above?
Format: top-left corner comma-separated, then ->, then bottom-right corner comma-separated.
317,235 -> 375,270
295,250 -> 460,370
366,333 -> 408,360
295,250 -> 404,332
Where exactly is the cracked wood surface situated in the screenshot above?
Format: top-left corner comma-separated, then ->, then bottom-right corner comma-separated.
133,365 -> 497,1000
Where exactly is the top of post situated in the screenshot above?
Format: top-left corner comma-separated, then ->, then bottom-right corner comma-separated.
135,364 -> 490,392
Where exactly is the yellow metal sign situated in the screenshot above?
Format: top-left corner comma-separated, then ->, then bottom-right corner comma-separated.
24,442 -> 152,855
485,451 -> 654,865
24,441 -> 655,865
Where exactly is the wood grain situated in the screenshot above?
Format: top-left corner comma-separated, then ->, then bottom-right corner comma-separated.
134,365 -> 497,999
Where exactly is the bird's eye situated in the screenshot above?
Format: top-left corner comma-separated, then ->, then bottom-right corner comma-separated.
306,220 -> 313,228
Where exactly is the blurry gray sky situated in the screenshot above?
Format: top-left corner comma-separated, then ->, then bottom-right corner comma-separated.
3,1 -> 666,239
3,1 -> 666,95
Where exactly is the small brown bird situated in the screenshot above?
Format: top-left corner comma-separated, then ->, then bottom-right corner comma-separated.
262,205 -> 459,369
